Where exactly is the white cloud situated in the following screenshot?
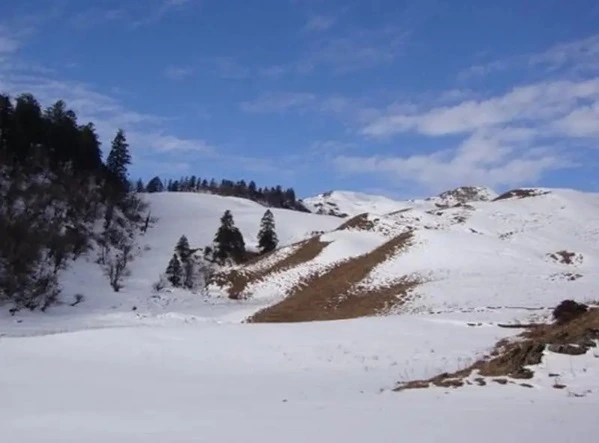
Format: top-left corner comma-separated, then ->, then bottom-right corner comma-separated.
338,76 -> 599,191
240,92 -> 316,113
553,103 -> 599,137
362,78 -> 599,137
334,128 -> 565,191
130,132 -> 213,154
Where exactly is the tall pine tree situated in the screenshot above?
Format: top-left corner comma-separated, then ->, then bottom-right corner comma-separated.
213,210 -> 246,264
165,253 -> 183,287
257,209 -> 278,254
106,129 -> 131,188
176,235 -> 192,262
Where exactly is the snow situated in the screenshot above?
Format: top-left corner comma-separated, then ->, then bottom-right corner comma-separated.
2,188 -> 599,441
2,316 -> 597,442
302,190 -> 408,217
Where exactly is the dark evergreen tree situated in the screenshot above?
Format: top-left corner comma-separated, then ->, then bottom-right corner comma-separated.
175,235 -> 192,262
147,176 -> 164,193
165,253 -> 183,287
257,209 -> 278,254
0,94 -> 15,154
213,210 -> 246,264
106,129 -> 131,188
135,179 -> 145,193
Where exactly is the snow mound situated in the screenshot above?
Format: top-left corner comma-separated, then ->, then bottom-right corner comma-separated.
301,190 -> 407,217
434,186 -> 498,206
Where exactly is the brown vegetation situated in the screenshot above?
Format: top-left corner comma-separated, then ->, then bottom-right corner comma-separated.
336,213 -> 376,231
216,236 -> 331,299
396,305 -> 599,391
493,188 -> 550,201
248,230 -> 416,323
547,250 -> 582,265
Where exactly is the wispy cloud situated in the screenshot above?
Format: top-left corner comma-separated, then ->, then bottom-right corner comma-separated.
303,15 -> 336,32
0,28 -> 19,54
69,7 -> 127,30
334,70 -> 599,191
131,0 -> 195,27
362,78 -> 599,138
240,92 -> 316,113
305,26 -> 409,73
164,65 -> 194,80
458,33 -> 599,81
334,128 -> 567,191
529,34 -> 599,74
211,57 -> 250,79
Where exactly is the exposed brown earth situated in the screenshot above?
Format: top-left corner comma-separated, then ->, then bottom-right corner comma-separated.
396,307 -> 599,391
548,250 -> 582,265
248,230 -> 415,323
336,213 -> 376,231
493,188 -> 551,201
216,236 -> 331,299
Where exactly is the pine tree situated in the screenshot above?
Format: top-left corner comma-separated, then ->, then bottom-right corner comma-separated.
146,176 -> 164,193
213,210 -> 246,264
165,253 -> 183,287
106,129 -> 131,187
258,209 -> 278,254
135,179 -> 145,193
176,235 -> 192,262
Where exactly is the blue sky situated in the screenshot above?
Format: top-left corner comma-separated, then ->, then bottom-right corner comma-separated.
1,0 -> 598,198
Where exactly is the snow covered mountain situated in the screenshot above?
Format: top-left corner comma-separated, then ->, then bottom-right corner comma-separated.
3,186 -> 599,442
214,187 -> 599,323
301,190 -> 407,217
300,186 -> 499,218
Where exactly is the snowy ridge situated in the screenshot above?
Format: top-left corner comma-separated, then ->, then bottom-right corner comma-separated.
301,190 -> 408,217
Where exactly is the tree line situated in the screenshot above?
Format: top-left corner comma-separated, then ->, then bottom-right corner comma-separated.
135,175 -> 308,212
0,92 -> 148,312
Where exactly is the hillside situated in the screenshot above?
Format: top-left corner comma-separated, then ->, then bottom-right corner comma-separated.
213,187 -> 599,324
3,187 -> 599,443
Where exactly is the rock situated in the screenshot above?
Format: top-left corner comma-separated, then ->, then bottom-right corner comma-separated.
548,344 -> 587,356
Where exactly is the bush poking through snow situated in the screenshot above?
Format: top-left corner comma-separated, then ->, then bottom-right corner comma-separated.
552,300 -> 588,324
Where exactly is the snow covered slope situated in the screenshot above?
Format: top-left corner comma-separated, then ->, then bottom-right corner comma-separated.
222,187 -> 599,323
0,192 -> 342,331
2,187 -> 599,442
301,186 -> 499,218
301,190 -> 407,217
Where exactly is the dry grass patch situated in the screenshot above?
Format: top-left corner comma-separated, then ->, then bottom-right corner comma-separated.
396,306 -> 599,392
547,250 -> 582,265
248,230 -> 415,323
336,213 -> 376,232
493,188 -> 550,201
217,236 -> 331,299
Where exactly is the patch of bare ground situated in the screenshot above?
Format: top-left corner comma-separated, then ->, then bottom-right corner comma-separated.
549,272 -> 583,282
493,188 -> 550,201
547,250 -> 583,265
336,213 -> 376,231
395,306 -> 599,392
248,230 -> 416,323
387,208 -> 412,216
215,236 -> 332,299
